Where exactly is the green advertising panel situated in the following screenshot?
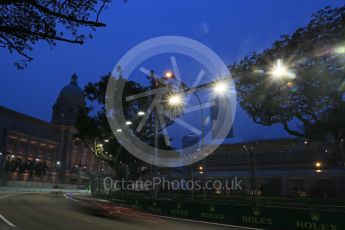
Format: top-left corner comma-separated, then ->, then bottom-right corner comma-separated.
116,198 -> 345,230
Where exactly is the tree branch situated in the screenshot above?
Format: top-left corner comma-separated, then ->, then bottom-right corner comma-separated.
96,0 -> 107,23
295,114 -> 312,126
283,122 -> 307,138
0,35 -> 33,61
1,26 -> 84,44
28,0 -> 106,27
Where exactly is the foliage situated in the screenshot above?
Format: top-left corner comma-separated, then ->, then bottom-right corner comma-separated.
75,74 -> 154,179
0,0 -> 127,69
75,71 -> 178,178
230,6 -> 345,160
230,6 -> 345,166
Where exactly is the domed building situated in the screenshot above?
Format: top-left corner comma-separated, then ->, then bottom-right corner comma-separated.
0,75 -> 111,188
52,74 -> 86,126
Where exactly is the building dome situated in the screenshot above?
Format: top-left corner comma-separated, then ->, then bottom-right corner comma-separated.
57,74 -> 85,106
51,74 -> 86,126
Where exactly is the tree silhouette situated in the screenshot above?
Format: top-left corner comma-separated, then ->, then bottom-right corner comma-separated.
230,6 -> 345,166
0,0 -> 127,69
75,74 -> 152,179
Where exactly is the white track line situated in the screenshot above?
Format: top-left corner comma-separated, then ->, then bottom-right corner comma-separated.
65,194 -> 261,230
0,192 -> 27,200
0,214 -> 16,228
63,193 -> 85,204
0,192 -> 31,228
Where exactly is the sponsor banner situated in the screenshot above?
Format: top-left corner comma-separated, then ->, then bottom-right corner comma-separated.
119,199 -> 344,230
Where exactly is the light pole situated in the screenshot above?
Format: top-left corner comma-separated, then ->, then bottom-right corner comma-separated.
93,139 -> 104,196
243,145 -> 257,205
167,90 -> 205,202
166,72 -> 231,202
146,70 -> 160,201
132,70 -> 230,202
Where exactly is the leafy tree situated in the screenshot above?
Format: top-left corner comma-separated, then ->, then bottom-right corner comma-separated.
0,0 -> 126,69
76,72 -> 177,179
230,6 -> 345,166
75,74 -> 154,179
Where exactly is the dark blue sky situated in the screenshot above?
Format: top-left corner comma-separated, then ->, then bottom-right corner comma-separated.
1,0 -> 344,141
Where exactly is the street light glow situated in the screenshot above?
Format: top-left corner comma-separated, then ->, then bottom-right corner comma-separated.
138,111 -> 145,116
0,152 -> 2,156
168,94 -> 183,106
213,81 -> 228,95
125,121 -> 132,125
11,155 -> 15,158
104,139 -> 109,143
116,128 -> 122,132
165,71 -> 174,79
315,161 -> 322,168
57,161 -> 61,165
269,59 -> 289,79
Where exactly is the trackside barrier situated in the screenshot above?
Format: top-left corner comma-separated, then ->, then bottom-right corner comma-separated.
114,199 -> 345,230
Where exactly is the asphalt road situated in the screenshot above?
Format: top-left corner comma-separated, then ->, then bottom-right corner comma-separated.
0,192 -> 251,230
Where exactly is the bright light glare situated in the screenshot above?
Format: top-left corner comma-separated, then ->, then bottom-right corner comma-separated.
57,161 -> 61,165
116,129 -> 122,132
168,94 -> 183,106
213,81 -> 228,95
334,46 -> 345,54
315,161 -> 322,168
104,139 -> 109,143
138,111 -> 145,116
165,71 -> 174,79
125,121 -> 132,125
270,59 -> 289,78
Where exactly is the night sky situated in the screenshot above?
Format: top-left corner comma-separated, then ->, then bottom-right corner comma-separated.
1,0 -> 344,142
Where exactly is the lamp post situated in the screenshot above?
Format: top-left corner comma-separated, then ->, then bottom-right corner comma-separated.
243,145 -> 257,205
165,71 -> 219,202
94,139 -> 104,196
165,73 -> 230,202
151,70 -> 160,201
130,70 -> 231,202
